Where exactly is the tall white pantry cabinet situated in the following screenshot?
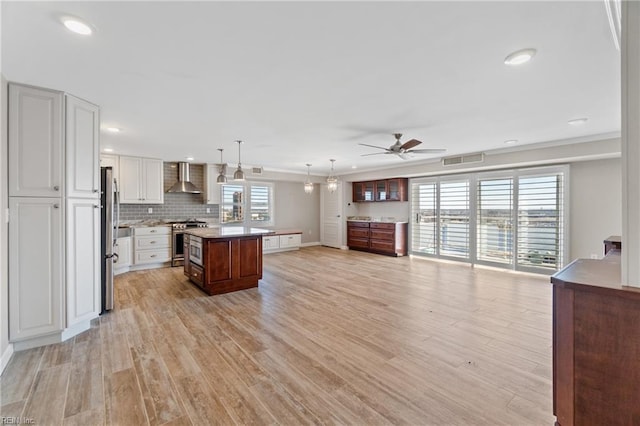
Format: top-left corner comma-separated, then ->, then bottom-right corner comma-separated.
8,83 -> 101,350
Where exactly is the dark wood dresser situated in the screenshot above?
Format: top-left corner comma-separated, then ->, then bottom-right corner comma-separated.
551,244 -> 640,425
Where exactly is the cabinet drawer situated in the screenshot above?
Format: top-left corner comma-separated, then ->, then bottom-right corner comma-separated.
135,226 -> 171,236
189,263 -> 204,287
348,228 -> 370,239
348,221 -> 370,228
135,235 -> 171,249
370,222 -> 395,230
370,229 -> 395,241
263,235 -> 280,250
370,239 -> 395,253
279,234 -> 301,248
348,237 -> 370,249
135,249 -> 171,264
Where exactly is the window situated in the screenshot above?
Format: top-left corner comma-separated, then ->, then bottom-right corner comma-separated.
517,174 -> 563,270
439,180 -> 470,258
410,166 -> 567,273
220,182 -> 274,226
477,178 -> 513,264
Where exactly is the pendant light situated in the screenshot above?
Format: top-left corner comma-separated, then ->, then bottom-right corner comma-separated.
327,159 -> 338,193
233,140 -> 245,181
304,163 -> 314,194
216,148 -> 227,184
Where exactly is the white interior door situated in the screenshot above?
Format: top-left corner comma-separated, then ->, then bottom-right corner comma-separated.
321,183 -> 343,248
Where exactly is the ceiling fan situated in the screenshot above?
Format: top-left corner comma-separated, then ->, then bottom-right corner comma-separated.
359,133 -> 446,160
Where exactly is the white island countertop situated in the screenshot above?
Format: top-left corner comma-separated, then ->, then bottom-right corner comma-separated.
184,227 -> 275,239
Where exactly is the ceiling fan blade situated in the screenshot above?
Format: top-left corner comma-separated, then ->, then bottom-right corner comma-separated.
358,143 -> 390,150
360,152 -> 389,157
406,148 -> 447,154
396,153 -> 410,160
400,139 -> 422,150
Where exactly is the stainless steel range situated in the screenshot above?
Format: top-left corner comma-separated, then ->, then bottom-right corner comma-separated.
171,220 -> 208,266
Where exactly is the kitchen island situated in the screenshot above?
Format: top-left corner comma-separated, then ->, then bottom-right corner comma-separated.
184,227 -> 274,295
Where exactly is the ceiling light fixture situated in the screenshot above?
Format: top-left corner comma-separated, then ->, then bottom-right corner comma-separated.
504,139 -> 518,145
106,127 -> 121,133
62,18 -> 93,36
103,148 -> 114,152
185,157 -> 194,161
568,118 -> 588,125
233,140 -> 245,181
304,164 -> 314,194
217,148 -> 227,184
327,159 -> 338,193
504,48 -> 537,66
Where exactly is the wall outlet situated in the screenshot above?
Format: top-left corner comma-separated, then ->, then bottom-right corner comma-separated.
206,207 -> 211,213
148,207 -> 153,214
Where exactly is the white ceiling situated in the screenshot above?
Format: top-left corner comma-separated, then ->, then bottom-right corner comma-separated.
1,1 -> 621,176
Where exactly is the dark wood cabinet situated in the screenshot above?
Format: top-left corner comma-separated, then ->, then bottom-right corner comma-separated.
183,234 -> 191,277
186,233 -> 264,295
551,252 -> 640,425
347,221 -> 407,256
353,178 -> 407,202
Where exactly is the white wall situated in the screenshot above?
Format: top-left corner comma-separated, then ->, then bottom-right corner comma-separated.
570,158 -> 622,260
273,180 -> 320,244
1,75 -> 12,370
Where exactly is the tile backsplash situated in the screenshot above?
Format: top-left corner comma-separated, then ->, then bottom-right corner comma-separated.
119,162 -> 219,221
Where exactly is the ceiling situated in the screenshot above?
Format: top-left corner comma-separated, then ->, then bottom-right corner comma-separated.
1,1 -> 621,176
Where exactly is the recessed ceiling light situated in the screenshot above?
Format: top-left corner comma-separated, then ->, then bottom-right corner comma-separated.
504,139 -> 518,145
62,18 -> 93,36
105,127 -> 121,133
185,157 -> 195,161
103,148 -> 114,153
351,165 -> 358,169
568,118 -> 588,125
504,48 -> 537,66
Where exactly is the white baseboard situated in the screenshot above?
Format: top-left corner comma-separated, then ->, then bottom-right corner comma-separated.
300,241 -> 321,247
12,317 -> 95,352
1,343 -> 14,375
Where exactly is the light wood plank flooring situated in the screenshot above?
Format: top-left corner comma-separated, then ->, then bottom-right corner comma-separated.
1,246 -> 554,425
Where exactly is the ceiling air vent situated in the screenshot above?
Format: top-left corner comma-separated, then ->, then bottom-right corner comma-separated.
442,152 -> 484,166
251,166 -> 263,175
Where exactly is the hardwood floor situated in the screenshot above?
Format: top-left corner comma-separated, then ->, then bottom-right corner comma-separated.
1,246 -> 554,425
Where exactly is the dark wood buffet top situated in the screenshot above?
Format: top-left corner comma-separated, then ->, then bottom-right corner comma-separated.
551,251 -> 640,299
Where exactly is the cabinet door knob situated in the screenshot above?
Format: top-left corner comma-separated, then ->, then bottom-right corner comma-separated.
93,189 -> 99,193
150,254 -> 156,258
150,230 -> 156,233
150,241 -> 156,244
53,186 -> 60,191
53,203 -> 60,209
94,205 -> 100,209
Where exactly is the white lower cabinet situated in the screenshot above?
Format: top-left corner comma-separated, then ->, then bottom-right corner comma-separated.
66,198 -> 101,326
134,226 -> 171,265
263,233 -> 302,253
263,235 -> 280,251
114,236 -> 132,274
279,234 -> 302,249
9,197 -> 64,341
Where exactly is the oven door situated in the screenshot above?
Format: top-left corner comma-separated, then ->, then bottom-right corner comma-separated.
190,237 -> 203,266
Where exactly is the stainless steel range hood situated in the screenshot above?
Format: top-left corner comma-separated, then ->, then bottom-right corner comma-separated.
167,162 -> 202,193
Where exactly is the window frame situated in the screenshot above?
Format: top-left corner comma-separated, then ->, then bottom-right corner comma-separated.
410,165 -> 569,274
219,181 -> 275,227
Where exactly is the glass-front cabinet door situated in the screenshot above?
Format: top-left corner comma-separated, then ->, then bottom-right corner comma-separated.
387,179 -> 401,200
375,181 -> 388,201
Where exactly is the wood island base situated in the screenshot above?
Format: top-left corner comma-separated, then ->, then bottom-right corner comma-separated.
184,227 -> 271,296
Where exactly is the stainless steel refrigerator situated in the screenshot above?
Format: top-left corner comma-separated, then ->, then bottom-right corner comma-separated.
101,167 -> 119,313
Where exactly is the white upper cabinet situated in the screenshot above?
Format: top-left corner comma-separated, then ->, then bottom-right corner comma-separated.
100,154 -> 120,187
203,163 -> 222,205
66,95 -> 100,198
119,156 -> 164,204
9,84 -> 63,197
